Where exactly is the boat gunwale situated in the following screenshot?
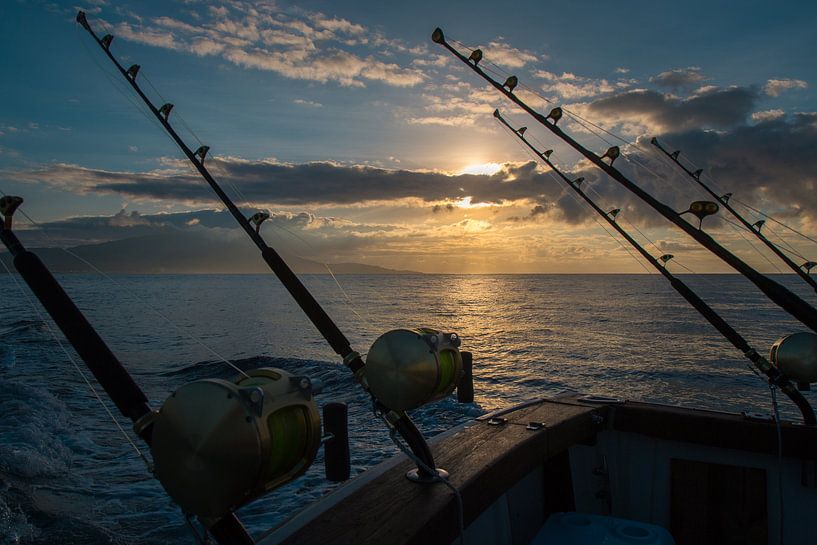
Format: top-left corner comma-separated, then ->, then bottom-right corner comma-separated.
261,395 -> 817,545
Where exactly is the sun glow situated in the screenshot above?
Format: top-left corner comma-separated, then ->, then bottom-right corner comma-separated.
454,196 -> 494,209
460,162 -> 503,176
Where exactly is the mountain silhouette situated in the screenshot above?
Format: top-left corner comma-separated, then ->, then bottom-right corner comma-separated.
0,231 -> 417,274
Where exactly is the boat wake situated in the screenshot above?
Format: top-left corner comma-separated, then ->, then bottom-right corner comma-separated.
0,359 -> 128,545
0,338 -> 483,544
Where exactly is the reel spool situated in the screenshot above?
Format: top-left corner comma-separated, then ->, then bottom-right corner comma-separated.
365,328 -> 464,411
770,332 -> 817,391
149,368 -> 322,520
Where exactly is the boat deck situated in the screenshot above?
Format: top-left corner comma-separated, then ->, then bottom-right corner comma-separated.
266,399 -> 597,545
262,397 -> 817,545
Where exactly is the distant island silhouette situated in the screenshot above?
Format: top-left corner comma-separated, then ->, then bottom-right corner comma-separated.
0,231 -> 419,274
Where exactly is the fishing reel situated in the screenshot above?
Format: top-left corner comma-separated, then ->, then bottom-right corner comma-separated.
364,328 -> 473,411
770,332 -> 817,391
146,367 -> 349,521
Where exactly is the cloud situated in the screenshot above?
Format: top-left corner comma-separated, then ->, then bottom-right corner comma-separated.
19,208 -> 179,246
406,86 -> 503,127
11,116 -> 817,272
411,54 -> 449,67
220,44 -> 423,88
7,158 -> 569,208
481,40 -> 541,68
0,125 -> 20,136
88,3 -> 425,88
309,13 -> 366,35
534,70 -> 618,99
649,112 -> 817,221
293,98 -> 323,108
432,203 -> 455,213
115,21 -> 179,50
764,78 -> 807,97
22,205 -> 585,273
580,86 -> 758,134
405,115 -> 477,127
19,207 -> 359,248
751,109 -> 785,122
13,104 -> 817,234
650,67 -> 707,89
0,153 -> 680,235
496,110 -> 817,230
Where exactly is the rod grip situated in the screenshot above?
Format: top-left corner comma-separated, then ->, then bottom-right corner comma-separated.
12,249 -> 151,422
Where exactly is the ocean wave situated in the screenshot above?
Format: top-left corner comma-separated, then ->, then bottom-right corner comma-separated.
0,273 -> 812,544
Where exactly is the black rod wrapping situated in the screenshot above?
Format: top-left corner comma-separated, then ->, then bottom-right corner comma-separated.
436,32 -> 817,335
493,110 -> 816,426
652,138 -> 817,294
1,230 -> 151,423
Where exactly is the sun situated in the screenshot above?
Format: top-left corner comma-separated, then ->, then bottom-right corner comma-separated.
460,162 -> 503,176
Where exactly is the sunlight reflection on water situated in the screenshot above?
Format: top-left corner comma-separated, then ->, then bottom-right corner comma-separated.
1,273 -> 815,543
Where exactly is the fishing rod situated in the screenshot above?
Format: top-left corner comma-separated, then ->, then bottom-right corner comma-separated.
651,137 -> 817,294
432,28 -> 817,335
492,110 -> 816,425
0,195 -> 253,544
76,11 -> 456,488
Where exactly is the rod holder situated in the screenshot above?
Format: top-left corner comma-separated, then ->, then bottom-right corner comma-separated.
0,195 -> 23,230
457,351 -> 474,403
323,402 -> 351,482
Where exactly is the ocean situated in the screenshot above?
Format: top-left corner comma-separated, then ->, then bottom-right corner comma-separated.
1,273 -> 815,544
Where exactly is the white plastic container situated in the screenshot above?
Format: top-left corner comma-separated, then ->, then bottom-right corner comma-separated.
531,512 -> 675,545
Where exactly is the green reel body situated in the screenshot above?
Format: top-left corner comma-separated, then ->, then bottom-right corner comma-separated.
770,332 -> 817,389
365,328 -> 463,411
150,368 -> 321,520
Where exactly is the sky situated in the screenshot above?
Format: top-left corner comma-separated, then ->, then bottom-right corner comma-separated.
1,0 -> 816,273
